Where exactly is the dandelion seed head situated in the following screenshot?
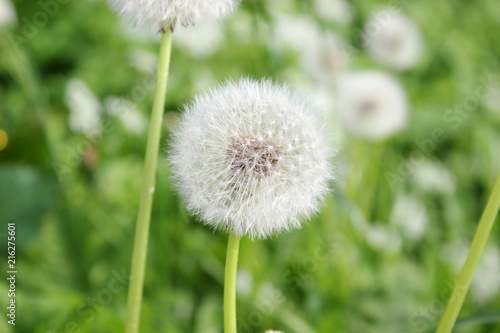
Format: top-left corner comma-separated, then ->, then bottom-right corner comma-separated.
169,79 -> 335,239
107,0 -> 241,30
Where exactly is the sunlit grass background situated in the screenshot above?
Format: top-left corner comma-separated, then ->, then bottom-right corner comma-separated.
1,0 -> 500,332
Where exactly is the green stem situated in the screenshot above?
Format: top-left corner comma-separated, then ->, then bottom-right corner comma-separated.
436,174 -> 500,333
224,233 -> 241,333
125,29 -> 173,333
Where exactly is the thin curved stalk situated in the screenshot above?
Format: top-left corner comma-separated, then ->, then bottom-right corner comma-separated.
125,29 -> 173,333
436,174 -> 500,333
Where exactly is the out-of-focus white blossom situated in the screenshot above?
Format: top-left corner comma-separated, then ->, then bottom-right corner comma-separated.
236,269 -> 253,297
411,159 -> 455,194
65,79 -> 102,134
127,48 -> 158,73
0,0 -> 17,28
273,14 -> 352,83
301,31 -> 352,83
105,97 -> 147,135
391,195 -> 428,240
272,14 -> 320,54
313,0 -> 354,25
174,22 -> 224,58
363,9 -> 423,70
365,223 -> 402,253
485,86 -> 500,115
336,71 -> 408,140
169,79 -> 334,239
107,0 -> 240,30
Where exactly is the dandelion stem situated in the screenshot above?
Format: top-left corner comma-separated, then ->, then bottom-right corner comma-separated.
125,29 -> 172,333
436,174 -> 500,333
224,233 -> 241,333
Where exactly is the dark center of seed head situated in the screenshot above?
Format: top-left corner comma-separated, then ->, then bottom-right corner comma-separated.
358,99 -> 378,117
227,136 -> 281,178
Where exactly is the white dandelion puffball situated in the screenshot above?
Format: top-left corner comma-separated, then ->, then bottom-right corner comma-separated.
336,71 -> 408,140
170,79 -> 334,239
363,9 -> 423,70
107,0 -> 241,30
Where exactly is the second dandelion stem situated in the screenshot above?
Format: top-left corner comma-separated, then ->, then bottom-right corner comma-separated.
436,174 -> 500,333
125,29 -> 173,333
224,233 -> 241,333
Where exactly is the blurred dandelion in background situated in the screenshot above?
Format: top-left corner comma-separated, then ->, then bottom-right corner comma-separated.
363,8 -> 423,70
335,70 -> 408,140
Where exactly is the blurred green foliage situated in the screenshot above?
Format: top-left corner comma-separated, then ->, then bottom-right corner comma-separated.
1,0 -> 500,332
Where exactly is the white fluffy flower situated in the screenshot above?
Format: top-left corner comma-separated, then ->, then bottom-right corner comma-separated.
169,79 -> 334,239
0,0 -> 17,28
65,79 -> 102,134
391,195 -> 428,240
336,71 -> 408,140
363,9 -> 423,70
107,0 -> 241,30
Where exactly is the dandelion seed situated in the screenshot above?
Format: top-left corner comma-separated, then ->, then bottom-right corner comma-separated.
336,71 -> 408,140
169,79 -> 334,239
